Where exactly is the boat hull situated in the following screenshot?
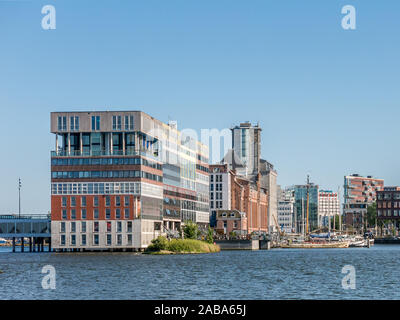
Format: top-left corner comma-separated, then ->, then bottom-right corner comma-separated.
280,242 -> 349,249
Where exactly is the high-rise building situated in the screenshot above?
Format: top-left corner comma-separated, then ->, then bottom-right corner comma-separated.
343,174 -> 384,231
318,190 -> 340,228
50,111 -> 209,251
231,122 -> 262,178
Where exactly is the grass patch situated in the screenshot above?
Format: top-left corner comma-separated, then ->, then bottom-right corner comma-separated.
145,237 -> 220,254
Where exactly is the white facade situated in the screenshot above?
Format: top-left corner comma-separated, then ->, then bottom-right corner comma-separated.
51,219 -> 162,250
318,190 -> 340,227
277,201 -> 294,234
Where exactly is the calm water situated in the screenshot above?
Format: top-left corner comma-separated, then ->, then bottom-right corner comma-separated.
0,245 -> 399,300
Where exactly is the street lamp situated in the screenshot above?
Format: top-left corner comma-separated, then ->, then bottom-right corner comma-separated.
18,178 -> 21,218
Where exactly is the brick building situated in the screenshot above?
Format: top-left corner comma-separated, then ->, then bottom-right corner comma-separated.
343,174 -> 384,231
50,111 -> 209,251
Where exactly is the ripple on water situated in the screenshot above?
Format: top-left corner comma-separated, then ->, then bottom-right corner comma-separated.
0,245 -> 400,299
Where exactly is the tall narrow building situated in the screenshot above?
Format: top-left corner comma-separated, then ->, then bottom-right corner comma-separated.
50,111 -> 209,251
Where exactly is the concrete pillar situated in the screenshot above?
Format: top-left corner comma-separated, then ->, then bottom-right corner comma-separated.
29,237 -> 32,252
110,133 -> 113,155
122,132 -> 126,155
12,237 -> 15,253
21,237 -> 24,253
80,132 -> 83,156
68,133 -> 71,155
55,134 -> 58,154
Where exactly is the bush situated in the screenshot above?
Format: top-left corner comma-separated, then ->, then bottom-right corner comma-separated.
146,236 -> 169,252
183,221 -> 199,239
206,227 -> 214,244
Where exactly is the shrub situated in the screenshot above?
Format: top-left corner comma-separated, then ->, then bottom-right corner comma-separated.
146,236 -> 168,252
206,227 -> 214,244
183,221 -> 199,239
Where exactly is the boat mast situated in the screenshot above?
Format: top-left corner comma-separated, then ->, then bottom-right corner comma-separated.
306,175 -> 310,235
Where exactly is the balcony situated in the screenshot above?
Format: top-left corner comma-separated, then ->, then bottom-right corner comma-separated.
51,149 -> 160,160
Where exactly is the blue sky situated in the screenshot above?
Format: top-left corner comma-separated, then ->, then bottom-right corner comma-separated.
0,0 -> 399,213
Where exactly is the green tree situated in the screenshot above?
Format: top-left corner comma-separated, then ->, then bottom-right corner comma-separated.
183,221 -> 199,240
147,236 -> 168,251
367,202 -> 377,228
206,227 -> 214,244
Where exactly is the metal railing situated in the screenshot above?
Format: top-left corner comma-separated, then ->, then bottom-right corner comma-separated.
0,214 -> 51,220
51,149 -> 160,159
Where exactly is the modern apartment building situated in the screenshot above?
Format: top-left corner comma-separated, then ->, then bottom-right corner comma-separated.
50,111 -> 209,251
343,174 -> 384,231
318,190 -> 340,228
377,187 -> 400,220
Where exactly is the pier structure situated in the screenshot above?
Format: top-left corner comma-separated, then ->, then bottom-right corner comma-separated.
0,214 -> 51,252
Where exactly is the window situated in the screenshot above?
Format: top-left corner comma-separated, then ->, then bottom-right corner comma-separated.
70,197 -> 76,207
60,222 -> 65,233
107,234 -> 112,245
117,234 -> 122,245
92,116 -> 100,131
127,234 -> 132,245
70,116 -> 79,131
93,196 -> 99,207
60,235 -> 66,246
210,175 -> 214,182
62,197 -> 67,207
93,221 -> 99,232
81,221 -> 86,233
71,209 -> 76,220
81,234 -> 86,246
125,115 -> 134,130
124,208 -> 130,219
81,196 -> 86,207
71,222 -> 76,233
124,196 -> 130,207
81,209 -> 87,219
71,234 -> 76,246
106,208 -> 111,219
116,209 -> 121,219
115,196 -> 121,207
107,221 -> 112,233
127,221 -> 132,232
112,115 -> 122,130
62,209 -> 67,219
105,196 -> 111,207
117,221 -> 122,233
58,116 -> 67,131
94,209 -> 99,219
94,234 -> 99,245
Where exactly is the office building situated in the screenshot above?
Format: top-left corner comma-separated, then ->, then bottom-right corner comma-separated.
50,111 -> 209,251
